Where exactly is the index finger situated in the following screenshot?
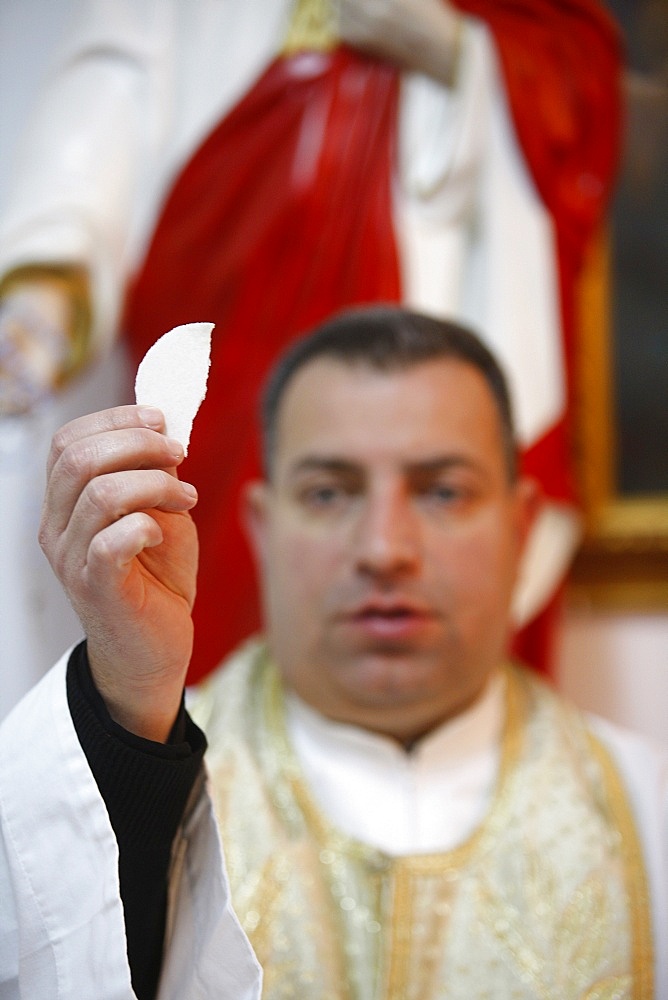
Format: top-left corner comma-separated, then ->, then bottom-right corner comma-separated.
42,406 -> 189,546
46,405 -> 166,479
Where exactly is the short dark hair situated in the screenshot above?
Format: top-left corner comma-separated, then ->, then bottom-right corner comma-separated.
261,305 -> 518,481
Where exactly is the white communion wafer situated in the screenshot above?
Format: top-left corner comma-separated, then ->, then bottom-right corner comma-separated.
134,321 -> 214,455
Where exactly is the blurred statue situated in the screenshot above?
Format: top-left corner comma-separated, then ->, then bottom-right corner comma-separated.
0,0 -> 622,685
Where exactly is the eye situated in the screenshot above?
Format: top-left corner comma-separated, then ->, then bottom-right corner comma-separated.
297,480 -> 355,512
422,482 -> 460,504
428,484 -> 458,501
417,480 -> 471,512
304,484 -> 344,506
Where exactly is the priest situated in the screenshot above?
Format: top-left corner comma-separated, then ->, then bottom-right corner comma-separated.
1,307 -> 665,998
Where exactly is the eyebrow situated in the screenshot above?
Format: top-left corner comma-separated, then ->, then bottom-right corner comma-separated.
286,457 -> 361,479
286,454 -> 485,479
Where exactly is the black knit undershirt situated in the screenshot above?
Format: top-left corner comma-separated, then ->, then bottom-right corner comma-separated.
66,641 -> 206,1000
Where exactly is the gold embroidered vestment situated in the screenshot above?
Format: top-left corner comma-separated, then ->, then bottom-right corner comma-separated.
193,642 -> 653,999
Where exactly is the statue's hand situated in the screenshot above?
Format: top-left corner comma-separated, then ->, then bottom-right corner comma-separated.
337,0 -> 462,86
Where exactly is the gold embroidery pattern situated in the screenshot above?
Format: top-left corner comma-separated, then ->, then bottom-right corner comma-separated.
586,734 -> 654,999
195,643 -> 654,999
280,0 -> 338,56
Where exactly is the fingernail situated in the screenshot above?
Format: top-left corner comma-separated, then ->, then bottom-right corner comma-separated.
181,482 -> 198,500
164,437 -> 185,459
138,406 -> 163,428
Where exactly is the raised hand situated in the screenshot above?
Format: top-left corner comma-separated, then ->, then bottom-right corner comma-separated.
39,405 -> 199,741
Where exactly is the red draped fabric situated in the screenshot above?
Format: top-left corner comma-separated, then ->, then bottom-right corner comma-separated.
461,0 -> 622,671
122,3 -> 622,684
468,0 -> 622,493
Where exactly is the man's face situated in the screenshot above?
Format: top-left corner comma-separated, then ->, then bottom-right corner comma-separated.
245,356 -> 537,744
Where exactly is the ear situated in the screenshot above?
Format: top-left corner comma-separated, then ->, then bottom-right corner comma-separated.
514,475 -> 543,554
241,480 -> 270,568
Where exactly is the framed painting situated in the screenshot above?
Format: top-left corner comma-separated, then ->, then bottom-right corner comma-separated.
568,0 -> 668,608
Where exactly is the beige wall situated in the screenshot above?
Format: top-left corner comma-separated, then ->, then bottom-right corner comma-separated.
557,607 -> 668,760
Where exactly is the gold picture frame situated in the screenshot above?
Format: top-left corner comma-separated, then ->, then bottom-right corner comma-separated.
568,229 -> 668,610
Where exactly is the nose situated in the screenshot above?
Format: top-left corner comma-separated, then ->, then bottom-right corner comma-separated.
353,484 -> 421,580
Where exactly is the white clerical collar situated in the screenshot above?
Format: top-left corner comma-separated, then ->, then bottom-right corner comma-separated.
284,670 -> 506,855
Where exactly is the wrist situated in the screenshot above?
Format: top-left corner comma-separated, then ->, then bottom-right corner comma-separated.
407,6 -> 464,88
87,648 -> 189,744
